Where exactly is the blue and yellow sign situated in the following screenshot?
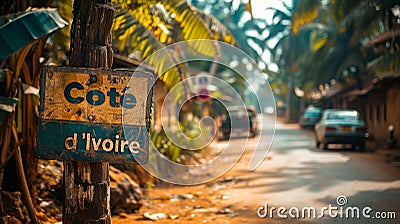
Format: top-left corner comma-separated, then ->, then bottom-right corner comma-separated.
36,66 -> 153,163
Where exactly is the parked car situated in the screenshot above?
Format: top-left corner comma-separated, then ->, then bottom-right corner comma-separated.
219,106 -> 258,140
299,106 -> 322,128
314,109 -> 367,150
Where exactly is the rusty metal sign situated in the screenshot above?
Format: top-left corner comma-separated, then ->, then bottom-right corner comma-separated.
36,66 -> 153,163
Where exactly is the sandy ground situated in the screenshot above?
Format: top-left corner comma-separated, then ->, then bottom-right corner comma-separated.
113,117 -> 400,223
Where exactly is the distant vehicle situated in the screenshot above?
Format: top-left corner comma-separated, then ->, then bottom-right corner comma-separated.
314,109 -> 367,150
219,106 -> 258,140
299,106 -> 322,128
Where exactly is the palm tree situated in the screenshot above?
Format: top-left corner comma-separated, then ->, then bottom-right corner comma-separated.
266,0 -> 399,122
190,0 -> 269,64
265,0 -> 365,120
264,0 -> 297,58
1,2 -> 68,222
262,0 -> 302,121
112,0 -> 235,92
291,0 -> 400,95
111,0 -> 238,161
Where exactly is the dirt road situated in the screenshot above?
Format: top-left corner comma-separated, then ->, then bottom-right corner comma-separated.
113,116 -> 400,223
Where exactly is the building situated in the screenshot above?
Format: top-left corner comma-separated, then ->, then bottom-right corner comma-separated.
321,29 -> 400,148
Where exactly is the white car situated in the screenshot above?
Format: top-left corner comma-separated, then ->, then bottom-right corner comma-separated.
314,109 -> 367,150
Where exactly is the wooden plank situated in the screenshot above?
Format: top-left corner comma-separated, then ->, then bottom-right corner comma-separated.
36,66 -> 153,163
63,1 -> 114,223
40,66 -> 151,125
36,121 -> 148,162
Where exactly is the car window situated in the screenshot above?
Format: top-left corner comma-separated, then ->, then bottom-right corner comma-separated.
229,109 -> 246,118
304,111 -> 321,117
304,107 -> 321,117
326,111 -> 360,120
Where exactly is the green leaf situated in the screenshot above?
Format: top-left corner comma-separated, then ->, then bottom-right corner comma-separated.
0,96 -> 18,113
0,9 -> 67,60
291,0 -> 321,34
310,30 -> 328,51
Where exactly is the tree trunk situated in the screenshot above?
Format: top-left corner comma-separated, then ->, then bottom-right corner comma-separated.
63,0 -> 114,223
155,80 -> 167,132
285,76 -> 300,123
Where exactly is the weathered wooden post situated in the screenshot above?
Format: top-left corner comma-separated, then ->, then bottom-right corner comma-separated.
36,1 -> 152,222
64,0 -> 114,223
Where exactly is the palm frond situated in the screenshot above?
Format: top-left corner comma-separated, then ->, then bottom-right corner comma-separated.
265,23 -> 288,41
291,0 -> 321,34
117,0 -> 158,9
281,0 -> 296,13
113,6 -> 184,97
231,3 -> 248,25
268,8 -> 292,24
192,7 -> 236,45
164,1 -> 218,58
112,0 -> 238,101
116,0 -> 221,58
368,51 -> 400,76
339,1 -> 385,47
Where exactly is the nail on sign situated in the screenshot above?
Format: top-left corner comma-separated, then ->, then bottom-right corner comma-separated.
36,66 -> 153,163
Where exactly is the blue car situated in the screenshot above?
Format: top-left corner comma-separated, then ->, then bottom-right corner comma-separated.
300,107 -> 322,129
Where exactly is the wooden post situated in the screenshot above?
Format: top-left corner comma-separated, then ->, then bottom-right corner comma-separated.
63,0 -> 114,223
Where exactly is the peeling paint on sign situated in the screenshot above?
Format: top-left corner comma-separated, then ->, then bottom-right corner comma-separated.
36,66 -> 153,163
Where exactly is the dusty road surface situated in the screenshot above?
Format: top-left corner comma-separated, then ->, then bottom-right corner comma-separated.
113,115 -> 400,223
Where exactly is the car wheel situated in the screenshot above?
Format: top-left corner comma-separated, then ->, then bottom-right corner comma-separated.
356,143 -> 366,151
320,142 -> 328,150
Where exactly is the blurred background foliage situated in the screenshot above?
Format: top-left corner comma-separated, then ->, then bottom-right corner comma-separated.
265,0 -> 400,100
1,0 -> 399,176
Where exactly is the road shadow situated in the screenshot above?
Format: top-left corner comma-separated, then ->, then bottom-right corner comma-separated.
221,122 -> 400,207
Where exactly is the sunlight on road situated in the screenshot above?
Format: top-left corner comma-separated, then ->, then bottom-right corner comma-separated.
279,149 -> 350,165
258,149 -> 400,205
221,118 -> 400,222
